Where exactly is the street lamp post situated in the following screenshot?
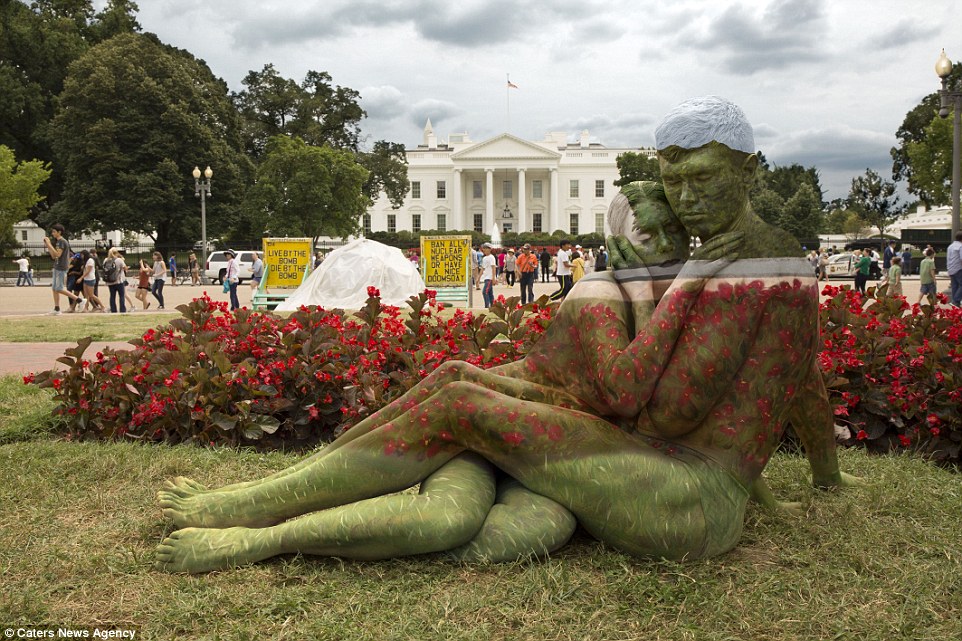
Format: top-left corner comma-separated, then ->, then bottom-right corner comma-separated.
936,49 -> 961,238
193,165 -> 213,284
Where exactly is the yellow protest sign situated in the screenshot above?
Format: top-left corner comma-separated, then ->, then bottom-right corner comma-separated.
262,238 -> 312,288
420,235 -> 472,288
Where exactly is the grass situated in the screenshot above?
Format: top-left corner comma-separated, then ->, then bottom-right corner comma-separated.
0,376 -> 960,640
0,314 -> 164,343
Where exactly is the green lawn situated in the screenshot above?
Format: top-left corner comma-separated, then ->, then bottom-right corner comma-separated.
1,376 -> 960,640
0,314 -> 162,343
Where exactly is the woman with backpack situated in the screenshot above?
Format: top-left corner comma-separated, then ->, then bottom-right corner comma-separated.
103,248 -> 128,313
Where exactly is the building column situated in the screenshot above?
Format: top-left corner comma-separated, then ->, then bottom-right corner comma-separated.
517,168 -> 526,233
549,168 -> 559,233
452,169 -> 462,230
485,168 -> 495,233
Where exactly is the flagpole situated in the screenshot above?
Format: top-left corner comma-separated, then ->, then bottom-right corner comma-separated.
506,73 -> 510,132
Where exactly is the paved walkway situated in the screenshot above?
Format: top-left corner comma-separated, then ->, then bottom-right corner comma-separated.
1,341 -> 135,376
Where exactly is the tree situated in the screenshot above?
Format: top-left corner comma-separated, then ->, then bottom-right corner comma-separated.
766,163 -> 824,203
847,168 -> 905,247
891,58 -> 962,204
905,115 -> 953,206
779,183 -> 823,242
358,140 -> 409,208
0,0 -> 141,213
842,211 -> 871,241
244,136 -> 369,242
750,188 -> 784,227
233,65 -> 365,158
614,151 -> 660,186
50,32 -> 251,247
0,144 -> 51,239
233,65 -> 408,211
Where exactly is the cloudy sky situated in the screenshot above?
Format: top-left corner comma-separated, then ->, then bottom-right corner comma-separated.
118,0 -> 959,200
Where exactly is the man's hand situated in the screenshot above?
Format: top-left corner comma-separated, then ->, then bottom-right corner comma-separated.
690,231 -> 744,262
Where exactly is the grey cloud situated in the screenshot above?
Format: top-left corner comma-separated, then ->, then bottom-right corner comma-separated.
229,0 -> 618,50
865,19 -> 937,51
546,112 -> 658,147
407,99 -> 463,128
686,0 -> 829,75
360,85 -> 407,121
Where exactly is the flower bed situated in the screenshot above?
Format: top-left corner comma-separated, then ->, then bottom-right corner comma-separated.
27,289 -> 553,450
26,284 -> 962,466
819,284 -> 962,466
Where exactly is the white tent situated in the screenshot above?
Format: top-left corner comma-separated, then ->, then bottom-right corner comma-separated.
275,238 -> 425,311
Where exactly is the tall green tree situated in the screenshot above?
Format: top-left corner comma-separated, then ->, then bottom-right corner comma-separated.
50,32 -> 251,247
847,168 -> 905,247
614,151 -> 660,186
891,58 -> 962,204
0,0 -> 140,214
245,136 -> 369,242
905,115 -> 953,206
233,65 -> 408,209
779,182 -> 823,242
0,144 -> 51,239
358,140 -> 409,208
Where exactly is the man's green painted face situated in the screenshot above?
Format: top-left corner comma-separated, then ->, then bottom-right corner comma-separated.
631,197 -> 689,265
658,143 -> 755,240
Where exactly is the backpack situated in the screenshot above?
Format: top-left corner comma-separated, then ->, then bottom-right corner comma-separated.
103,257 -> 119,283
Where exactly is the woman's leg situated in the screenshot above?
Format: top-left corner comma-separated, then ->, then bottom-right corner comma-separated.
164,360 -> 589,497
153,280 -> 165,307
157,453 -> 497,573
158,380 -> 707,560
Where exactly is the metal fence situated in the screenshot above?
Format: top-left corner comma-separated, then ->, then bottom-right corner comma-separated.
0,239 -> 353,283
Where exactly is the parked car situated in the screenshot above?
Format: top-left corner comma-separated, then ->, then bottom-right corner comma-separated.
825,253 -> 882,279
205,250 -> 257,284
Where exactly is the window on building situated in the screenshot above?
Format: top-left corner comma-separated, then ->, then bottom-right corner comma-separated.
411,181 -> 421,199
473,181 -> 482,199
21,230 -> 28,241
595,212 -> 605,234
387,214 -> 396,233
569,213 -> 579,235
595,179 -> 605,198
473,213 -> 483,233
412,213 -> 421,233
532,213 -> 543,233
363,214 -> 372,235
532,180 -> 543,199
502,180 -> 513,199
569,180 -> 579,198
437,213 -> 447,232
437,181 -> 446,199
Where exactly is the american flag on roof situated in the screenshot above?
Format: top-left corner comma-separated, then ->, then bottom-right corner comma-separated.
507,80 -> 518,89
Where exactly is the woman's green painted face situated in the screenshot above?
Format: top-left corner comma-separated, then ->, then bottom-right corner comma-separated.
631,197 -> 690,265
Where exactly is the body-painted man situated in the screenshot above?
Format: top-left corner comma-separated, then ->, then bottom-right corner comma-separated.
156,97 -> 849,573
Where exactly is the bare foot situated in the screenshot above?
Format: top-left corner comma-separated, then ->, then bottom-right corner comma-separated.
155,527 -> 278,573
161,476 -> 209,497
157,489 -> 277,529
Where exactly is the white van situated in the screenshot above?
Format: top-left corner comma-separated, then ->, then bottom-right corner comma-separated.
205,250 -> 257,284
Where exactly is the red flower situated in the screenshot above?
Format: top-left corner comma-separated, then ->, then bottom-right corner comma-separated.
22,373 -> 35,385
856,430 -> 868,441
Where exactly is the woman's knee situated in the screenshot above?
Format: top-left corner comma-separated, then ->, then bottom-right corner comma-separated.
419,454 -> 496,545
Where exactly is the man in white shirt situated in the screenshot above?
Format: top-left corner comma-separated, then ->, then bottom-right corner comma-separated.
948,231 -> 962,307
550,240 -> 573,301
13,256 -> 29,286
479,243 -> 497,308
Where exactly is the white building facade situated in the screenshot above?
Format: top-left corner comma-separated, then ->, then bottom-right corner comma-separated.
364,121 -> 655,238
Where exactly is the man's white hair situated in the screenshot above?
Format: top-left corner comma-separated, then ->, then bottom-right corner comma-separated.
654,96 -> 754,154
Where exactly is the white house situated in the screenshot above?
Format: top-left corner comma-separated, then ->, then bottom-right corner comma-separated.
364,120 -> 655,238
